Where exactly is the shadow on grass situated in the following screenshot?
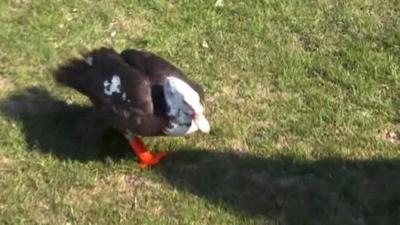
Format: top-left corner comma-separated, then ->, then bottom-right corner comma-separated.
157,150 -> 400,224
0,87 -> 131,161
1,87 -> 399,224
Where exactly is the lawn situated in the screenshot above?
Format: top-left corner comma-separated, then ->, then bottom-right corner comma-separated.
0,0 -> 399,224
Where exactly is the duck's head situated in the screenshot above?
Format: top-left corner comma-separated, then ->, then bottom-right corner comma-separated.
164,76 -> 210,134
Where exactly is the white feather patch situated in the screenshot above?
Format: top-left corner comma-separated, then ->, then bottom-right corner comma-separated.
163,121 -> 198,136
85,57 -> 93,66
103,75 -> 121,96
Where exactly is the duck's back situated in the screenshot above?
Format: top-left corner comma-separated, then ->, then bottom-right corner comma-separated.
54,48 -> 172,136
55,48 -> 154,113
121,49 -> 204,100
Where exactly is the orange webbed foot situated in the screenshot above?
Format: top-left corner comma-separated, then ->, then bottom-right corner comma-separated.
128,136 -> 168,169
138,151 -> 168,169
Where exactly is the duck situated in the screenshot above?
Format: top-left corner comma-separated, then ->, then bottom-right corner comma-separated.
54,48 -> 210,168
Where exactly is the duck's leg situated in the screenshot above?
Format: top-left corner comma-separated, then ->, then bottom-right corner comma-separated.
124,132 -> 167,168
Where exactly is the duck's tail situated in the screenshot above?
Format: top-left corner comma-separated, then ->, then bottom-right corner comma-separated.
53,48 -> 118,94
54,57 -> 91,93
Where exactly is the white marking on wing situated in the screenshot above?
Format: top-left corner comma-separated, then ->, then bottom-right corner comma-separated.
85,57 -> 93,65
104,75 -> 121,96
103,80 -> 110,87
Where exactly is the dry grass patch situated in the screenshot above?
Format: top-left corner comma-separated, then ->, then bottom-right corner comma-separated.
377,123 -> 400,145
108,12 -> 150,41
62,173 -> 164,207
0,156 -> 12,170
0,76 -> 16,94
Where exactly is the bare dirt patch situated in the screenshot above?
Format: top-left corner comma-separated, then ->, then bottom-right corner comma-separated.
0,76 -> 16,92
107,11 -> 151,42
63,173 -> 163,206
377,124 -> 400,145
0,156 -> 12,170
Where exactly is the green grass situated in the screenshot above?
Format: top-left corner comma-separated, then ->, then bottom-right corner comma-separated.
1,0 -> 400,224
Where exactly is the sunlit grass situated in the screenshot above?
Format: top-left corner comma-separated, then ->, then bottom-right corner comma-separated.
0,0 -> 399,224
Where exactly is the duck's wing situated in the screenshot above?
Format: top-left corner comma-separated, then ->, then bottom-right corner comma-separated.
54,48 -> 168,136
120,49 -> 204,99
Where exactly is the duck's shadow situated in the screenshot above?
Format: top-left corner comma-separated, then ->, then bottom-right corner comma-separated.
1,87 -> 400,224
0,87 -> 131,161
157,150 -> 400,224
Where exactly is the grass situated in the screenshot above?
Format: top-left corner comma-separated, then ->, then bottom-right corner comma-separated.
0,0 -> 399,224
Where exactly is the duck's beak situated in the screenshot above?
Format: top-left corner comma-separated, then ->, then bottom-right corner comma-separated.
193,114 -> 210,133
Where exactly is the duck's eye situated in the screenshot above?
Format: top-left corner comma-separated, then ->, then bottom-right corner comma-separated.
182,100 -> 190,107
